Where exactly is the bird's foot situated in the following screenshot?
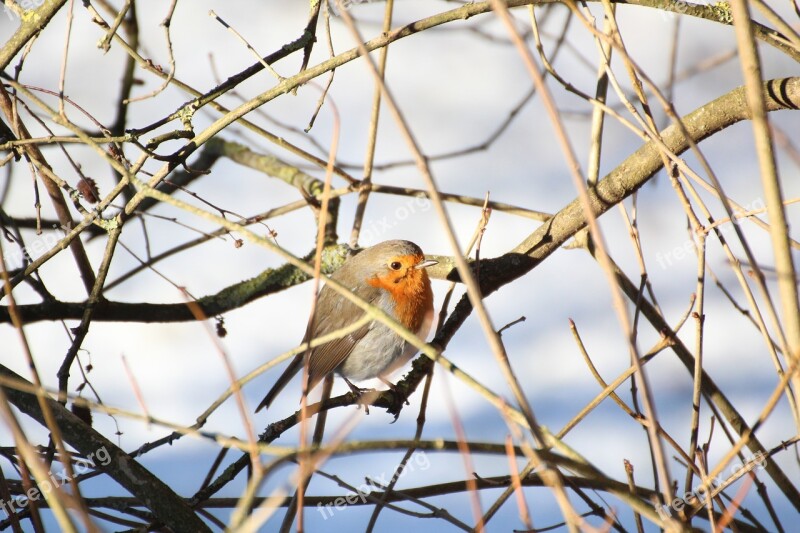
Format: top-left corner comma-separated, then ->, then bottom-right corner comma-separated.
344,378 -> 372,415
379,377 -> 410,423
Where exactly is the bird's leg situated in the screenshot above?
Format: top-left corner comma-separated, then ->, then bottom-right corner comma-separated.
343,377 -> 368,395
343,377 -> 371,414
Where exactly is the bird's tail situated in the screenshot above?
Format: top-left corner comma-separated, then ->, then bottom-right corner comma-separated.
255,354 -> 304,412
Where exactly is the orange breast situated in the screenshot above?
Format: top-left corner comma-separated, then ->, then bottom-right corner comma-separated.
368,269 -> 433,333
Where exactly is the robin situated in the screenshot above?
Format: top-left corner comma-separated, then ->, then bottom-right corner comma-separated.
255,240 -> 437,412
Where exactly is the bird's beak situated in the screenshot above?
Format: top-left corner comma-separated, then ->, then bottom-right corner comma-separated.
415,259 -> 438,270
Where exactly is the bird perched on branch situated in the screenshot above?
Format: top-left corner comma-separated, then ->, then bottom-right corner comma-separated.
255,240 -> 436,412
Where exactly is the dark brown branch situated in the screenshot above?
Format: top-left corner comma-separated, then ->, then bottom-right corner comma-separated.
399,77 -> 800,507
0,365 -> 211,532
0,244 -> 350,324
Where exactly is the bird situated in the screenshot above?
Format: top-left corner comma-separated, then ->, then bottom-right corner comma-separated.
255,240 -> 437,412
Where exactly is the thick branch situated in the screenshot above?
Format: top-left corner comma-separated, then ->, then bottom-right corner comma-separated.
0,1 -> 69,70
0,365 -> 210,532
0,244 -> 350,324
399,78 -> 800,508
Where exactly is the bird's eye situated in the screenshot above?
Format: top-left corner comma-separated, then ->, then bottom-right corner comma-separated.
390,261 -> 402,270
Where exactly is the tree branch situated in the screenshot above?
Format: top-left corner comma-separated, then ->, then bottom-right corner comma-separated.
0,244 -> 350,323
0,365 -> 210,532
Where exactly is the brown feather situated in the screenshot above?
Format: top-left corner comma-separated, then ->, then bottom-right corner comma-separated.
306,318 -> 371,391
255,276 -> 381,411
305,277 -> 381,389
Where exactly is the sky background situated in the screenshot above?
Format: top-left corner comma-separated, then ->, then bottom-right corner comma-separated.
1,0 -> 799,531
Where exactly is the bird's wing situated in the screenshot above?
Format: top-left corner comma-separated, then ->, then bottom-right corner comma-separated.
256,284 -> 380,411
306,306 -> 371,392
